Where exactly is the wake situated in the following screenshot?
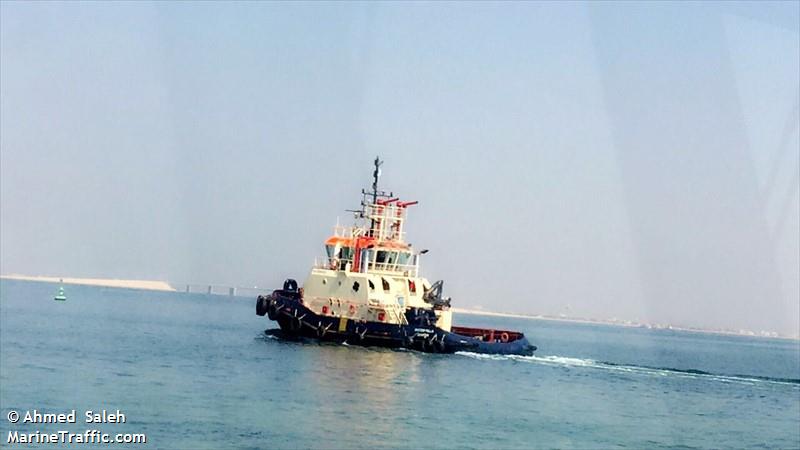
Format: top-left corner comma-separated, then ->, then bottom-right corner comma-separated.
455,352 -> 800,387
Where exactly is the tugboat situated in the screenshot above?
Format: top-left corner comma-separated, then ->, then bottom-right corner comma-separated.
256,158 -> 536,356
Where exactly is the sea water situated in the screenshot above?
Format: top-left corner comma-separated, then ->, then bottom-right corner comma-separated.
1,279 -> 798,449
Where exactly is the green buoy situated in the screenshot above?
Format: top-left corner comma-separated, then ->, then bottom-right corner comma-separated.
54,284 -> 66,301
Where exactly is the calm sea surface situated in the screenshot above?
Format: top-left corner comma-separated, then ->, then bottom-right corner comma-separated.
1,279 -> 798,449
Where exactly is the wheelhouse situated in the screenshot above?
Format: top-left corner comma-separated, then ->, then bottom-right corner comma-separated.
319,197 -> 421,277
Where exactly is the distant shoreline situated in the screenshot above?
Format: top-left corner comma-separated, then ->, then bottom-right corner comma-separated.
453,307 -> 800,341
2,274 -> 796,341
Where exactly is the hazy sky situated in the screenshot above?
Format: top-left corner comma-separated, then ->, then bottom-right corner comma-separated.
1,2 -> 798,335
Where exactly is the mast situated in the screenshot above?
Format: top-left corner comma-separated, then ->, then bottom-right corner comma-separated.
371,156 -> 382,205
368,156 -> 382,238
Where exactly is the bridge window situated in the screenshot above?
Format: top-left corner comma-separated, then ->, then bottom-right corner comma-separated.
374,250 -> 402,270
381,278 -> 390,292
397,252 -> 411,267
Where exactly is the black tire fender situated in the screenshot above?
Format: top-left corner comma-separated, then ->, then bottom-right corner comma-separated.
419,337 -> 429,353
316,322 -> 329,338
401,328 -> 413,347
434,334 -> 447,353
267,300 -> 279,321
283,279 -> 298,292
354,326 -> 367,341
288,312 -> 302,332
256,295 -> 268,316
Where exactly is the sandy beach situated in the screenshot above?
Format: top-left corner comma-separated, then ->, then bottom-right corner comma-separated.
0,274 -> 175,291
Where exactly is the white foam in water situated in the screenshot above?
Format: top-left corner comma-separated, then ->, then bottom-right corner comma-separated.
521,355 -> 597,367
454,352 -> 797,387
456,352 -> 599,367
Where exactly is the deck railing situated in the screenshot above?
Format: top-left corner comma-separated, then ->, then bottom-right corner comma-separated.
314,257 -> 419,277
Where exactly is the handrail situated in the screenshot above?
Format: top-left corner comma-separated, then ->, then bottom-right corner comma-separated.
369,262 -> 419,277
314,257 -> 418,276
391,304 -> 408,325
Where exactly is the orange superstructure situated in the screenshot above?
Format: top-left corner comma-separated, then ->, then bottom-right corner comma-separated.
320,172 -> 416,275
